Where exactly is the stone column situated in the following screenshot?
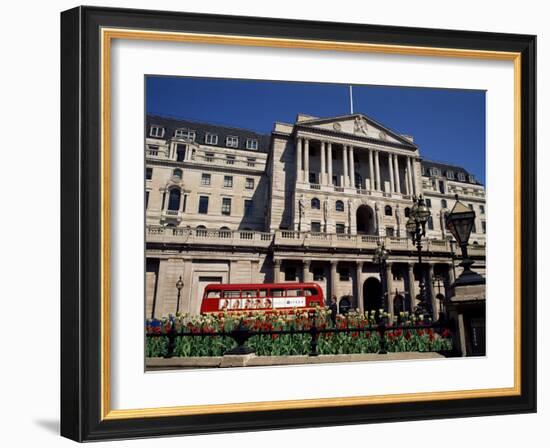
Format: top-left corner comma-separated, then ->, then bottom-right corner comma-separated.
330,261 -> 338,303
386,262 -> 394,321
343,145 -> 349,187
368,149 -> 375,191
356,261 -> 364,313
349,146 -> 355,188
296,137 -> 302,183
410,158 -> 417,196
394,154 -> 401,194
447,263 -> 456,299
375,151 -> 381,191
406,157 -> 413,195
327,143 -> 333,186
320,141 -> 326,185
388,153 -> 395,193
273,259 -> 281,283
304,139 -> 310,182
303,259 -> 311,282
408,263 -> 416,313
427,263 -> 437,319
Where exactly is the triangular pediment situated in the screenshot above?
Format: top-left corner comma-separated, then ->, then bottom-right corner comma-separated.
297,113 -> 416,147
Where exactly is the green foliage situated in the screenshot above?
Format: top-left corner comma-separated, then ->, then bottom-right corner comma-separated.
145,309 -> 453,357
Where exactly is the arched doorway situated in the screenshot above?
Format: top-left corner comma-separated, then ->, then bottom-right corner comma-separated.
363,277 -> 382,313
356,205 -> 376,235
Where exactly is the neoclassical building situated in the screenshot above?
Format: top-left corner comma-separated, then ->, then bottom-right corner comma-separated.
145,113 -> 486,322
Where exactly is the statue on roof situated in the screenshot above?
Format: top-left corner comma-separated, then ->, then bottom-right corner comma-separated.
354,116 -> 369,135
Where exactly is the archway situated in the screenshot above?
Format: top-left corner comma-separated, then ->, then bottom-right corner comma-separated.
363,277 -> 382,313
356,205 -> 376,235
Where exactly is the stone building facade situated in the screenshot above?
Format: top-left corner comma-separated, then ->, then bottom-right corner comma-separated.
145,113 -> 486,320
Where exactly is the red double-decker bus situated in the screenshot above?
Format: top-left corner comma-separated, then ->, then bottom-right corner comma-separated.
200,282 -> 324,314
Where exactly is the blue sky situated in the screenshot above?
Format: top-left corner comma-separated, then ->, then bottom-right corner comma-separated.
146,76 -> 486,184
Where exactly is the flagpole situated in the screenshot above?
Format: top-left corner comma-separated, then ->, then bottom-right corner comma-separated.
349,85 -> 354,114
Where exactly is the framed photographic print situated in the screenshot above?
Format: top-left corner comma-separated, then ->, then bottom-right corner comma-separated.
60,6 -> 537,441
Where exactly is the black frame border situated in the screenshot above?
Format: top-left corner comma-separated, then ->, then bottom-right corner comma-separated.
61,6 -> 536,442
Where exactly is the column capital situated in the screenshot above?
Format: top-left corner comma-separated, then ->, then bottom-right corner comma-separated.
274,259 -> 282,266
303,259 -> 311,266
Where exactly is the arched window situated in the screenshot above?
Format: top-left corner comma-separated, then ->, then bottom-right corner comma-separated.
441,199 -> 448,209
311,198 -> 320,209
404,207 -> 410,217
335,200 -> 344,212
219,226 -> 231,238
354,173 -> 363,188
173,168 -> 183,179
167,189 -> 181,211
384,205 -> 393,216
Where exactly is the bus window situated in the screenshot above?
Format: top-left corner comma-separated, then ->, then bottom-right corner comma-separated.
206,290 -> 221,299
271,289 -> 284,297
242,290 -> 257,299
287,289 -> 304,297
223,290 -> 241,298
305,288 -> 316,296
259,289 -> 268,297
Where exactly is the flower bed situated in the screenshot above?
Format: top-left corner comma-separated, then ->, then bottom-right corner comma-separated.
145,309 -> 453,357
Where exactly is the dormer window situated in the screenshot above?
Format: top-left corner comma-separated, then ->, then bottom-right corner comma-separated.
205,133 -> 218,145
446,170 -> 455,180
457,172 -> 466,182
246,139 -> 258,150
468,175 -> 475,183
149,126 -> 165,138
174,129 -> 195,141
226,136 -> 239,148
429,167 -> 440,176
421,166 -> 427,176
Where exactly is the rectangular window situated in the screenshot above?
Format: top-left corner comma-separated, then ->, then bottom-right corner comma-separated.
481,221 -> 486,234
174,129 -> 195,141
308,172 -> 316,184
226,136 -> 239,148
201,173 -> 211,186
147,145 -> 159,156
205,152 -> 214,162
244,199 -> 253,216
425,198 -> 432,208
246,139 -> 258,150
313,268 -> 324,281
339,267 -> 350,281
245,178 -> 254,189
145,191 -> 149,209
468,175 -> 476,183
226,155 -> 236,165
335,223 -> 346,234
247,157 -> 256,167
284,267 -> 296,281
439,181 -> 445,194
205,133 -> 218,145
221,198 -> 231,215
149,126 -> 164,137
223,176 -> 233,188
332,175 -> 338,186
446,171 -> 455,180
385,227 -> 395,237
480,205 -> 485,214
198,196 -> 209,214
145,167 -> 153,180
468,203 -> 474,210
182,194 -> 187,212
311,221 -> 321,233
457,172 -> 466,181
176,144 -> 186,162
427,216 -> 434,230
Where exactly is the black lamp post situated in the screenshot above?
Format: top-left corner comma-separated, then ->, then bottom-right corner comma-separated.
175,276 -> 184,314
372,241 -> 389,321
405,195 -> 432,320
445,195 -> 485,287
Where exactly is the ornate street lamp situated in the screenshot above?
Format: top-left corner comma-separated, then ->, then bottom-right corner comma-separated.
406,195 -> 432,320
372,241 -> 389,320
175,276 -> 184,314
445,195 -> 485,287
